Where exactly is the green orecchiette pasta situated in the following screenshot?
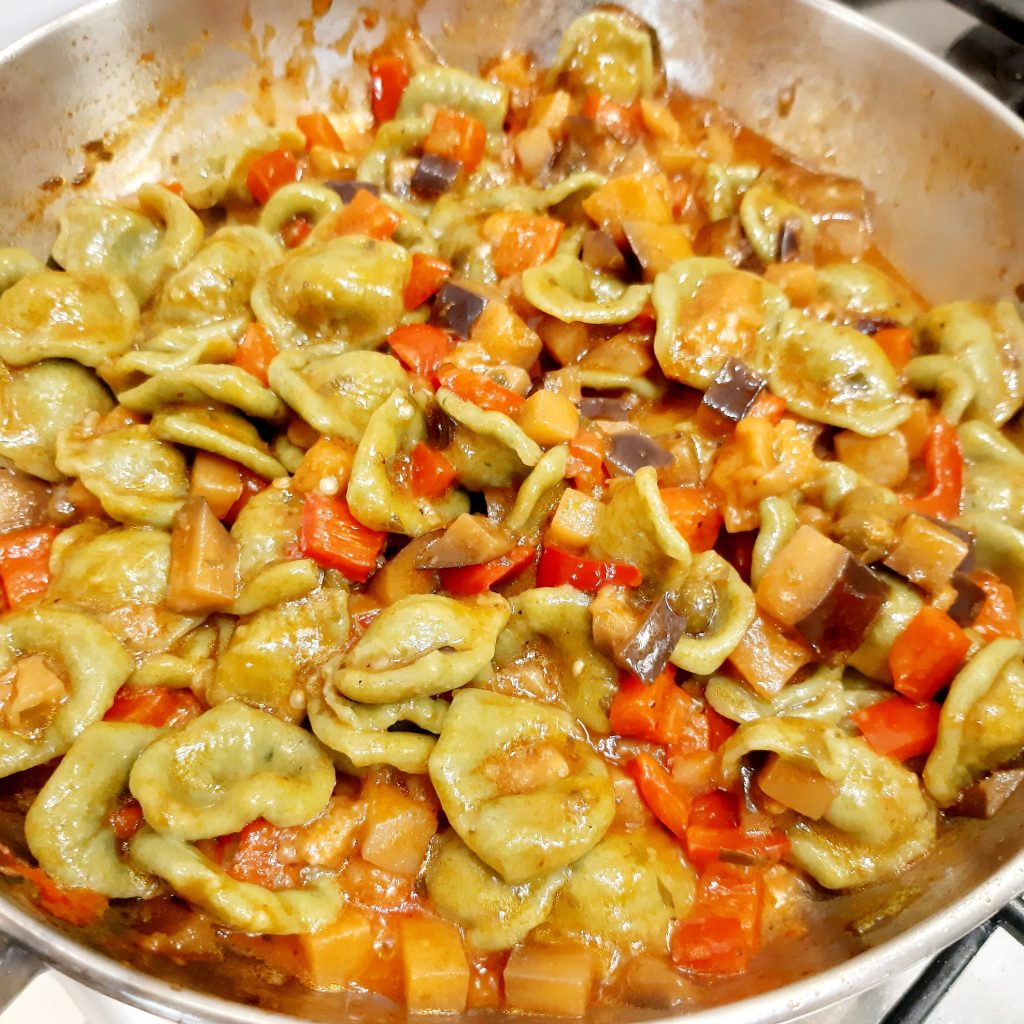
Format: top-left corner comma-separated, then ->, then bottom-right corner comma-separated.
396,67 -> 509,133
0,270 -> 139,367
425,830 -> 568,951
739,175 -> 817,265
429,688 -> 615,884
129,827 -> 342,934
259,182 -> 343,243
129,701 -> 335,840
325,593 -> 509,704
816,262 -> 920,327
504,444 -> 568,537
0,360 -> 114,482
0,248 -> 44,296
0,608 -> 133,778
522,254 -> 650,325
268,348 -> 409,443
25,722 -> 161,898
706,667 -> 845,727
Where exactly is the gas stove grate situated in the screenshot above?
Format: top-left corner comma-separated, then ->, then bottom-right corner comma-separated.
881,898 -> 1024,1024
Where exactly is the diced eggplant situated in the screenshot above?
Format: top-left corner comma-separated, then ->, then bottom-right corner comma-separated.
424,403 -> 456,449
617,594 -> 687,684
324,180 -> 381,203
883,514 -> 971,597
693,217 -> 763,272
604,430 -> 673,476
777,216 -> 803,262
578,395 -> 633,421
794,557 -> 887,664
758,753 -> 837,820
701,358 -> 766,422
411,154 -> 461,199
947,573 -> 986,628
856,316 -> 899,337
414,514 -> 514,569
581,229 -> 627,273
434,283 -> 488,338
949,768 -> 1024,819
368,534 -> 440,604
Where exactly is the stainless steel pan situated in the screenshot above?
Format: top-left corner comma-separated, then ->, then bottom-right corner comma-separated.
1,1 -> 1023,1021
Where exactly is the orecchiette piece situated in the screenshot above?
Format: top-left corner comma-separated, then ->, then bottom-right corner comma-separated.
522,254 -> 651,325
739,175 -> 817,265
25,722 -> 161,898
721,718 -> 936,888
429,688 -> 615,884
130,827 -> 342,934
325,593 -> 509,704
425,830 -> 568,951
396,67 -> 509,133
816,262 -> 920,327
0,608 -> 133,778
129,701 -> 335,840
259,182 -> 343,243
0,270 -> 139,368
0,249 -> 44,297
706,667 -> 845,727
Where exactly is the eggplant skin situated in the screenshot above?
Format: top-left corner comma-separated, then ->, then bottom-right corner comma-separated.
795,559 -> 887,664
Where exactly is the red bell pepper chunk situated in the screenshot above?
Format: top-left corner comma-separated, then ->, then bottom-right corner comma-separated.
536,544 -> 642,593
671,862 -> 764,975
493,215 -> 564,277
889,605 -> 970,703
224,467 -> 268,525
873,326 -> 913,371
0,525 -> 59,609
107,800 -> 145,844
567,429 -> 609,496
610,668 -> 709,751
409,442 -> 458,499
233,322 -> 278,387
853,695 -> 941,761
438,545 -> 536,597
281,217 -> 312,248
300,492 -> 388,583
403,252 -> 452,309
222,819 -> 302,889
387,323 -> 453,380
900,416 -> 963,522
0,842 -> 108,926
706,706 -> 738,751
324,188 -> 402,240
436,364 -> 525,417
685,826 -> 791,869
369,53 -> 410,123
744,390 -> 787,425
689,790 -> 739,829
246,148 -> 298,204
628,752 -> 692,841
424,108 -> 488,173
296,112 -> 344,151
659,487 -> 723,553
582,93 -> 644,142
971,570 -> 1023,642
104,686 -> 205,728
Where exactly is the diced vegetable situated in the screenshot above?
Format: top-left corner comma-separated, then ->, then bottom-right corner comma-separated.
0,525 -> 58,608
222,819 -> 301,889
622,221 -> 694,278
605,430 -> 674,476
536,545 -> 642,592
548,488 -> 602,548
233,322 -> 278,387
744,390 -> 787,424
438,545 -> 536,597
873,325 -> 913,371
581,229 -> 626,273
494,215 -> 564,277
0,842 -> 108,926
659,487 -> 722,553
834,430 -> 909,489
701,359 -> 766,423
947,573 -> 986,627
684,826 -> 790,869
727,612 -> 813,698
950,768 -> 1024,819
889,606 -> 970,702
757,754 -> 836,820
166,497 -> 240,614
292,437 -> 356,496
104,686 -> 204,728
403,253 -> 452,310
970,570 -> 1022,642
418,515 -> 512,569
434,283 -> 488,338
370,53 -> 410,123
883,514 -> 971,598
628,752 -> 691,840
568,429 -> 609,495
107,800 -> 144,844
297,907 -> 375,988
582,174 -> 672,246
504,945 -> 595,1017
610,667 -> 708,749
324,180 -> 380,203
400,916 -> 470,1013
225,467 -> 268,525
246,148 -> 298,205
411,154 -> 461,199
518,390 -> 579,446
361,783 -> 438,877
1,655 -> 66,732
424,109 -> 487,174
297,113 -> 343,151
900,416 -> 963,521
853,696 -> 940,760
671,863 -> 764,975
578,395 -> 632,421
583,93 -> 643,141
689,791 -> 739,828
300,492 -> 387,583
617,596 -> 688,685
327,188 -> 402,240
388,323 -> 453,380
409,443 -> 458,498
367,535 -> 439,605
436,364 -> 525,417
